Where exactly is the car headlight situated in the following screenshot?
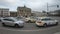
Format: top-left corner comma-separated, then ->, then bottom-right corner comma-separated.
55,20 -> 58,22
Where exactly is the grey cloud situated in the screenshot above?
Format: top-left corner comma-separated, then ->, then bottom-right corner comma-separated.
0,0 -> 60,11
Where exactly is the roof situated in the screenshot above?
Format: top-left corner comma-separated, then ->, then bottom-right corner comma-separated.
17,6 -> 31,10
0,8 -> 9,10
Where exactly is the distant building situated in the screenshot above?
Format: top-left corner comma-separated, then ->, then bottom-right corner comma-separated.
47,10 -> 60,16
17,6 -> 31,17
32,11 -> 47,17
0,8 -> 10,17
10,11 -> 17,17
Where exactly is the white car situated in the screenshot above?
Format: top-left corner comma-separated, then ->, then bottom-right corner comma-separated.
1,17 -> 25,28
36,17 -> 58,27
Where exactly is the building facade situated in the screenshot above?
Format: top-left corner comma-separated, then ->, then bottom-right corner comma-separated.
47,10 -> 60,16
32,11 -> 47,17
17,6 -> 31,17
0,8 -> 10,17
10,11 -> 17,17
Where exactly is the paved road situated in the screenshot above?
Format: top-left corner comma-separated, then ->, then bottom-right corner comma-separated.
0,17 -> 60,34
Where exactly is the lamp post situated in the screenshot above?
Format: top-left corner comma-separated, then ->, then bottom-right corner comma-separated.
57,5 -> 59,8
47,3 -> 48,12
47,3 -> 59,12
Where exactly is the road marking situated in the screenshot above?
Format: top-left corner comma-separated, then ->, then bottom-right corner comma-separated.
0,26 -> 59,32
0,27 -> 41,32
0,25 -> 59,32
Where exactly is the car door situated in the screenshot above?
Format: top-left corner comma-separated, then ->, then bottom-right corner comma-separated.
42,18 -> 53,25
48,20 -> 53,25
44,20 -> 51,25
3,19 -> 10,25
6,19 -> 15,26
50,20 -> 56,24
47,19 -> 55,25
3,19 -> 14,26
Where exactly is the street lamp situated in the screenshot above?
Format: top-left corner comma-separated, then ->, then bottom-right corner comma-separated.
57,5 -> 59,8
47,3 -> 48,12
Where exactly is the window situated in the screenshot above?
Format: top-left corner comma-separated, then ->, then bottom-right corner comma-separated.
41,18 -> 52,21
3,19 -> 14,22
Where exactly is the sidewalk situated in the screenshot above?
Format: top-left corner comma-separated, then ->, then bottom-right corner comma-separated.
54,32 -> 60,34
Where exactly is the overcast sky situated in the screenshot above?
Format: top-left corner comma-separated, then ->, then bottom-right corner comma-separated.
0,0 -> 60,12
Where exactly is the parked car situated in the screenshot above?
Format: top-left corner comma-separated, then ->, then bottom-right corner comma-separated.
25,17 -> 36,23
35,17 -> 58,27
0,17 -> 4,22
1,17 -> 25,28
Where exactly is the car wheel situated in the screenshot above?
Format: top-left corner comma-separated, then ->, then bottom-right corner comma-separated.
34,21 -> 36,23
2,23 -> 6,26
28,20 -> 31,23
15,24 -> 19,28
55,22 -> 58,25
43,23 -> 47,27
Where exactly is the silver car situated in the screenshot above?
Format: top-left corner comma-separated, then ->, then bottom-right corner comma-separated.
36,17 -> 58,27
1,17 -> 25,28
